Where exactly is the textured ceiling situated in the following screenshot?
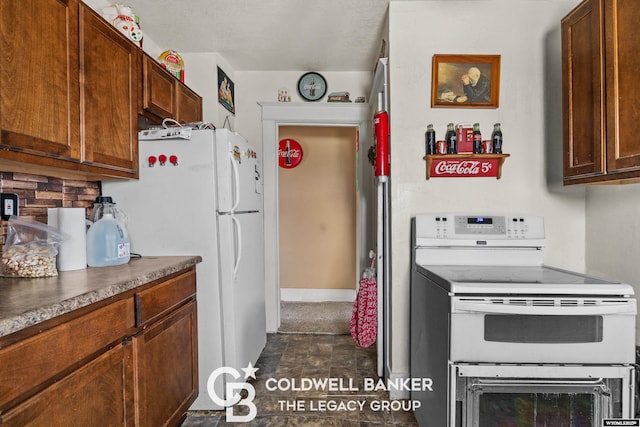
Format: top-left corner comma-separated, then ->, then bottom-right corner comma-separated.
125,0 -> 390,71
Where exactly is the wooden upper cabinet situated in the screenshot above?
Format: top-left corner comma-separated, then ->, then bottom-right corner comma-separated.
79,4 -> 139,176
604,0 -> 640,175
143,54 -> 177,120
562,0 -> 640,184
0,0 -> 81,160
142,53 -> 203,125
0,0 -> 139,180
177,84 -> 203,124
562,0 -> 604,181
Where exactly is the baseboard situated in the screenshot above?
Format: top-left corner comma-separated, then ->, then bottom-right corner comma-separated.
280,288 -> 356,302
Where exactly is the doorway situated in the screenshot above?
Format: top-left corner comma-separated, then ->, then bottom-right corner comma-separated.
278,125 -> 358,300
260,102 -> 373,333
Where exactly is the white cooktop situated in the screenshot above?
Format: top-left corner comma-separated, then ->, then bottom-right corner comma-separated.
413,214 -> 634,296
415,264 -> 634,296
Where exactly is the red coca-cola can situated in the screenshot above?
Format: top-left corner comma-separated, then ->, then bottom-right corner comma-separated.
436,140 -> 448,154
482,140 -> 493,154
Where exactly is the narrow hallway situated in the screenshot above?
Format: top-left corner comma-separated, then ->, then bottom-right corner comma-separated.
278,302 -> 352,334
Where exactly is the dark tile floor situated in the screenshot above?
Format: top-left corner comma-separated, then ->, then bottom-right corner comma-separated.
182,333 -> 418,426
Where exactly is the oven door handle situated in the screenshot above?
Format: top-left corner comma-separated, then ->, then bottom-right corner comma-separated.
452,300 -> 637,315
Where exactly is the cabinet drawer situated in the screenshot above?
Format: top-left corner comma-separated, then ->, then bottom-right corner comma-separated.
135,269 -> 196,327
0,297 -> 135,411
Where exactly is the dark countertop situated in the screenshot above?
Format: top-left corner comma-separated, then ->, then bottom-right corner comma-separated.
0,255 -> 202,339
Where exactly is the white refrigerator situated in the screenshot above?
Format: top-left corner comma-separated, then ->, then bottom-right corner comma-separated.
102,128 -> 266,410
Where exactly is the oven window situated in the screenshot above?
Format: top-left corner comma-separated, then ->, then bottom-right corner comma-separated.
459,377 -> 621,427
479,392 -> 594,426
484,315 -> 603,343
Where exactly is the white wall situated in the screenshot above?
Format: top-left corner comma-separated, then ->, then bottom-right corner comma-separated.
180,53 -> 236,129
387,0 -> 584,377
586,185 -> 640,341
234,71 -> 372,154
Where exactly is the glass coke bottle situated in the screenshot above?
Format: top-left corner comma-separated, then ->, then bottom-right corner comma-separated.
445,123 -> 457,154
492,123 -> 503,154
425,124 -> 436,155
473,123 -> 482,154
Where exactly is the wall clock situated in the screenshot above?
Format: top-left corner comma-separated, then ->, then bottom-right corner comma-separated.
297,72 -> 327,101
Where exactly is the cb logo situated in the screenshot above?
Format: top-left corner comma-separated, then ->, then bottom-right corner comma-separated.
207,366 -> 257,422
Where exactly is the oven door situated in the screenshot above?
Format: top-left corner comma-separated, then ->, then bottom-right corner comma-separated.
451,364 -> 635,427
450,296 -> 636,363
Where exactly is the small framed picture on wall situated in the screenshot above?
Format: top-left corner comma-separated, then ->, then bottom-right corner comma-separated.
218,67 -> 235,115
431,54 -> 501,108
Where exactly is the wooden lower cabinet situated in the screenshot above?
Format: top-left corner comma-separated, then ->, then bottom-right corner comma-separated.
1,342 -> 135,426
0,268 -> 198,426
134,301 -> 198,427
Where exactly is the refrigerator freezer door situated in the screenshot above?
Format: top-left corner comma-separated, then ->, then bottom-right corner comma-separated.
215,129 -> 262,213
105,133 -> 218,255
217,212 -> 266,371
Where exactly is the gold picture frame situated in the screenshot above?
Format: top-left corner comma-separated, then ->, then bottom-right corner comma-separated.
431,54 -> 501,108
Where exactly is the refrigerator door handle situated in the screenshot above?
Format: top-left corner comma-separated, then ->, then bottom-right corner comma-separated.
229,152 -> 241,212
231,215 -> 242,278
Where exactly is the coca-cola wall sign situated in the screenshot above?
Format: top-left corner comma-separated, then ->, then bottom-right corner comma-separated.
427,156 -> 507,179
279,139 -> 303,169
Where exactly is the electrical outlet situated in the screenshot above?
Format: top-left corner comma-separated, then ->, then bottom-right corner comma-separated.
1,193 -> 19,220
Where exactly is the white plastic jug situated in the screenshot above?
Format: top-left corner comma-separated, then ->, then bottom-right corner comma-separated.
86,202 -> 130,267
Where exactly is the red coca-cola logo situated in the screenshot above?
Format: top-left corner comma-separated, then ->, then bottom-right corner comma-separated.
431,159 -> 497,177
278,139 -> 303,169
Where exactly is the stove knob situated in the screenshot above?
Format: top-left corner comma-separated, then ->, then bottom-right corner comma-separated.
169,155 -> 178,166
158,154 -> 167,166
148,155 -> 157,167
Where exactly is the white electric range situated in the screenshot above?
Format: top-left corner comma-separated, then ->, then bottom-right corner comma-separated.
410,213 -> 636,427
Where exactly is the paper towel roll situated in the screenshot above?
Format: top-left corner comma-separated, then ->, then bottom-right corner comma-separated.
48,208 -> 87,271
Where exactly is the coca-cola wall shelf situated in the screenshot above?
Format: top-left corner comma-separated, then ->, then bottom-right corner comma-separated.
423,154 -> 510,179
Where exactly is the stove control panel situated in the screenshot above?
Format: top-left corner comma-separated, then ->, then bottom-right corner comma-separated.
415,214 -> 545,245
454,215 -> 506,235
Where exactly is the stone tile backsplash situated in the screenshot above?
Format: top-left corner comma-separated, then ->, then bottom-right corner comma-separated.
0,172 -> 100,246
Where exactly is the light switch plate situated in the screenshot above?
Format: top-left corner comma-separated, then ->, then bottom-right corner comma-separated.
1,193 -> 19,220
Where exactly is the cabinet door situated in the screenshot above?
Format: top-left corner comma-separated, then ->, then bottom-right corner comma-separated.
177,84 -> 203,124
135,301 -> 198,427
143,54 -> 177,120
604,0 -> 640,174
561,0 -> 605,181
0,297 -> 134,412
0,0 -> 81,160
0,342 -> 135,426
79,4 -> 139,176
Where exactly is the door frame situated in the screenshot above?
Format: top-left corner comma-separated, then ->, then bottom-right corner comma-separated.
260,102 -> 372,332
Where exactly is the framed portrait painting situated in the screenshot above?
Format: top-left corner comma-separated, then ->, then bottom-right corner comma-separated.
218,66 -> 235,115
431,54 -> 501,108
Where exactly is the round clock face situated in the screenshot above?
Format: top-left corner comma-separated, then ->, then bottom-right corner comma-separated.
297,72 -> 327,101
